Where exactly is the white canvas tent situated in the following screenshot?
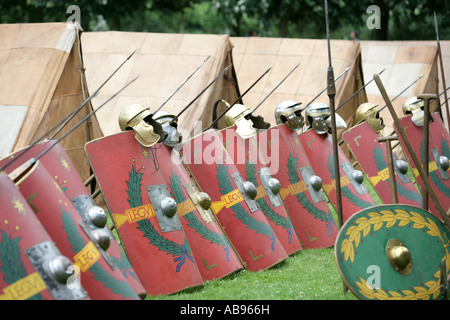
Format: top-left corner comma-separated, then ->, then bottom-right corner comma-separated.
359,41 -> 440,136
0,22 -> 103,182
81,31 -> 240,138
229,36 -> 367,132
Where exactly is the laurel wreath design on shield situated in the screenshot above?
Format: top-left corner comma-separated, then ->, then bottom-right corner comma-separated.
423,140 -> 450,199
340,208 -> 450,300
216,163 -> 277,250
126,162 -> 195,272
245,158 -> 296,243
327,151 -> 375,209
287,153 -> 337,235
373,144 -> 422,204
168,169 -> 233,261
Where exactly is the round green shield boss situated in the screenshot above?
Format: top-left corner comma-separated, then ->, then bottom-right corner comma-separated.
335,204 -> 450,300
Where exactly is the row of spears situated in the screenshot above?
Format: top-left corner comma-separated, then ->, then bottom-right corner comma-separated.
2,4 -> 450,301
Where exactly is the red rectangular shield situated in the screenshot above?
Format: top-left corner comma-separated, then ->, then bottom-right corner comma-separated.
395,113 -> 450,218
342,122 -> 422,207
181,129 -> 288,271
1,141 -> 146,297
256,124 -> 339,249
217,126 -> 303,255
85,131 -> 204,296
146,143 -> 244,280
13,161 -> 141,299
0,176 -> 88,300
298,129 -> 377,222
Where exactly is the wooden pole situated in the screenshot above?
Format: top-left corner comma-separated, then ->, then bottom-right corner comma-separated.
417,93 -> 436,210
374,74 -> 450,228
377,135 -> 398,204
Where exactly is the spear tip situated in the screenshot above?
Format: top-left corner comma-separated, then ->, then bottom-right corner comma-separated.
127,50 -> 137,60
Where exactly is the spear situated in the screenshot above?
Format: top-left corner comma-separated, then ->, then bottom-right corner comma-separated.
378,73 -> 424,112
324,0 -> 343,229
336,68 -> 386,112
300,66 -> 350,111
169,65 -> 231,127
152,55 -> 210,116
247,63 -> 300,117
432,84 -> 450,110
243,63 -> 300,129
7,76 -> 139,182
204,67 -> 272,131
48,50 -> 136,140
434,12 -> 450,129
374,73 -> 450,228
0,51 -> 136,173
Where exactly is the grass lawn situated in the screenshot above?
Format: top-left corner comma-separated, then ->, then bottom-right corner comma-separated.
145,247 -> 358,301
142,177 -> 389,301
107,173 -> 390,301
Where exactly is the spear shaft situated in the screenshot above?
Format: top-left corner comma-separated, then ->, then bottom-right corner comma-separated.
301,66 -> 350,111
247,63 -> 300,117
8,76 -> 139,182
204,67 -> 272,131
1,51 -> 136,173
153,55 -> 210,116
378,74 -> 424,112
324,0 -> 343,228
336,68 -> 386,112
434,12 -> 450,129
170,65 -> 231,125
49,50 -> 136,140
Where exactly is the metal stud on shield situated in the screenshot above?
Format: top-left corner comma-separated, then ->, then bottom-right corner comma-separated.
181,129 -> 288,272
10,161 -> 140,300
85,131 -> 204,296
0,141 -> 146,298
151,111 -> 245,282
0,176 -> 88,300
215,103 -> 303,255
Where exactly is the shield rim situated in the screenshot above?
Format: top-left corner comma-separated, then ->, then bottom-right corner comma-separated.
334,203 -> 449,300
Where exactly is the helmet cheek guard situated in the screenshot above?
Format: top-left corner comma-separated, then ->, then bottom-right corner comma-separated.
275,100 -> 304,131
305,103 -> 331,134
309,114 -> 330,134
305,102 -> 346,134
153,111 -> 182,148
356,102 -> 384,132
402,97 -> 425,126
118,104 -> 167,147
223,101 -> 258,139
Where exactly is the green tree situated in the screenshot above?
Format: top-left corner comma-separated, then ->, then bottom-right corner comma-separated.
0,0 -> 448,40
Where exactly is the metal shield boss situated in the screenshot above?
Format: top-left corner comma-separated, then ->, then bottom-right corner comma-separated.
298,128 -> 377,223
257,124 -> 338,249
342,122 -> 422,207
85,131 -> 204,296
0,141 -> 146,298
9,160 -> 142,300
217,126 -> 302,256
395,113 -> 450,218
0,176 -> 88,300
143,141 -> 244,281
335,204 -> 450,300
181,129 -> 288,271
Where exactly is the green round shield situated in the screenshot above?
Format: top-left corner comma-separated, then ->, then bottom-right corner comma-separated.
335,204 -> 450,300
